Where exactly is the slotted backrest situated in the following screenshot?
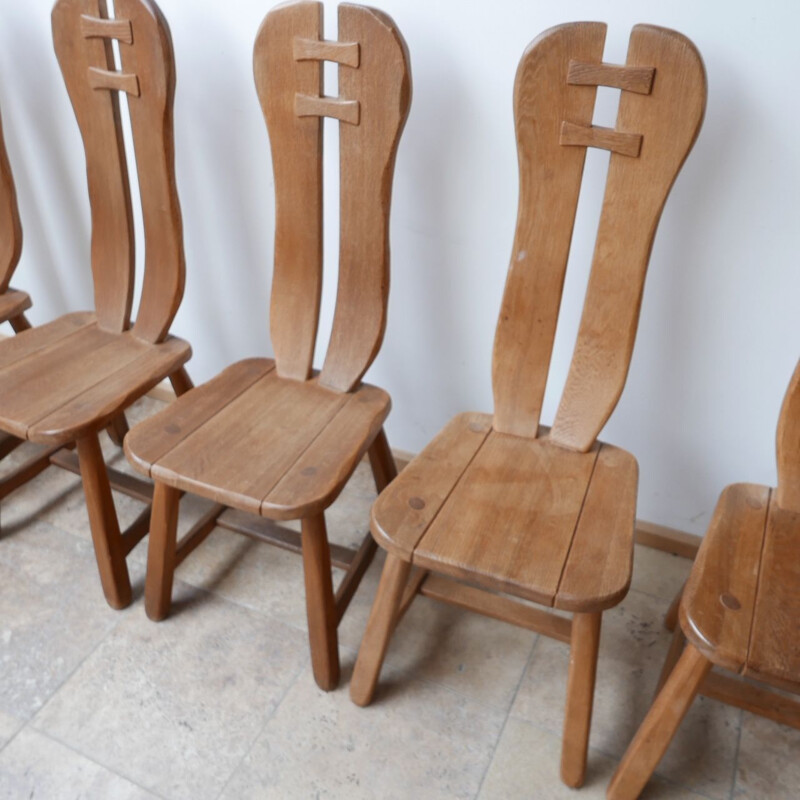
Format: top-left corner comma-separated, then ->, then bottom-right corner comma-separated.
0,106 -> 22,294
254,0 -> 411,392
492,23 -> 706,451
776,358 -> 800,512
52,0 -> 184,343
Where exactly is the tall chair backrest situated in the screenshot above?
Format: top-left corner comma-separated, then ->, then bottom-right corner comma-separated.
776,359 -> 800,511
0,107 -> 22,294
254,0 -> 411,392
492,23 -> 706,451
52,0 -> 184,343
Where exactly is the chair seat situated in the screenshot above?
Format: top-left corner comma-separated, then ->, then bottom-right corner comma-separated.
0,311 -> 191,445
370,412 -> 638,612
124,358 -> 391,520
681,483 -> 800,692
0,287 -> 31,323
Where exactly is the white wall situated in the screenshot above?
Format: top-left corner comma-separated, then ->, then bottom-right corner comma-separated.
1,0 -> 798,535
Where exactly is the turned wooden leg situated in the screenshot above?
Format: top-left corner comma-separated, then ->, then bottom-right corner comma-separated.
145,482 -> 181,621
301,513 -> 340,691
350,553 -> 412,706
105,413 -> 129,447
561,611 -> 602,788
664,581 -> 685,632
169,367 -> 194,397
9,313 -> 31,333
655,625 -> 686,695
607,644 -> 711,800
77,432 -> 131,609
367,427 -> 398,493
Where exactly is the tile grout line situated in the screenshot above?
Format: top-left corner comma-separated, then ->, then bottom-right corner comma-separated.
473,632 -> 540,799
727,707 -> 745,800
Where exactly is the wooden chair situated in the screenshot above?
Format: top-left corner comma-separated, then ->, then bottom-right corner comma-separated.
124,0 -> 411,692
350,22 -> 706,789
0,0 -> 193,608
607,358 -> 800,799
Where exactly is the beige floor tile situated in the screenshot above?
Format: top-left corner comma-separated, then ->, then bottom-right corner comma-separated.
733,711 -> 800,799
630,544 -> 691,602
511,589 -> 739,799
0,519 -> 138,720
219,659 -> 506,800
478,717 -> 709,800
0,727 -> 158,800
31,586 -> 309,800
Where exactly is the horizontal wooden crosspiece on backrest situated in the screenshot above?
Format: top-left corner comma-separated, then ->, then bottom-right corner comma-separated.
776,358 -> 800,511
52,0 -> 184,344
254,0 -> 411,392
0,107 -> 23,295
492,22 -> 707,451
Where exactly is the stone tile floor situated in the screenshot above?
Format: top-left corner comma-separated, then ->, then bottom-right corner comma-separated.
0,397 -> 797,799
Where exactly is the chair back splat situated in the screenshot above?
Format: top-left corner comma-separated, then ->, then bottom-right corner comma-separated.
52,0 -> 184,343
0,108 -> 22,295
254,0 -> 411,391
492,23 -> 706,450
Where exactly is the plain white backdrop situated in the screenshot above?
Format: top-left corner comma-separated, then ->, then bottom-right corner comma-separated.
0,0 -> 798,535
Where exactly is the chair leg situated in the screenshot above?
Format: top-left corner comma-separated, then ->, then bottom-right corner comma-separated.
664,581 -> 685,632
367,427 -> 398,493
655,624 -> 686,695
105,413 -> 129,447
350,553 -> 412,706
561,611 -> 602,788
76,432 -> 131,609
607,644 -> 712,800
169,367 -> 194,397
144,482 -> 181,621
301,513 -> 340,691
9,313 -> 31,333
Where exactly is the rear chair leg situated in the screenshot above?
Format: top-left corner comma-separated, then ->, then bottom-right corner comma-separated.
145,482 -> 181,621
301,513 -> 340,691
77,432 -> 132,609
9,313 -> 31,333
607,644 -> 711,800
367,427 -> 398,493
350,553 -> 412,706
656,624 -> 686,695
169,367 -> 194,397
105,413 -> 129,447
561,611 -> 602,788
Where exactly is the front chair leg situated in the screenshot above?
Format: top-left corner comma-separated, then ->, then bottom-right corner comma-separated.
77,431 -> 131,609
145,482 -> 181,621
350,552 -> 412,706
607,644 -> 711,800
561,611 -> 602,787
301,513 -> 340,691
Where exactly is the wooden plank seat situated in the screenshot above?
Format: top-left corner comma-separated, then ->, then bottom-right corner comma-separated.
123,0 -> 412,694
125,358 -> 389,520
350,21 -> 707,792
608,360 -> 800,800
372,413 -> 637,611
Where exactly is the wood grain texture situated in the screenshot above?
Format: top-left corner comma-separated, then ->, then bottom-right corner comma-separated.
492,22 -> 605,438
318,2 -> 411,391
680,483 -> 770,672
567,60 -> 654,94
0,105 -> 23,295
551,25 -> 707,450
295,92 -> 359,124
53,0 -> 134,333
80,14 -> 133,43
559,121 -> 642,157
0,291 -> 32,325
254,0 -> 322,381
293,36 -> 359,67
776,358 -> 800,511
87,66 -> 140,95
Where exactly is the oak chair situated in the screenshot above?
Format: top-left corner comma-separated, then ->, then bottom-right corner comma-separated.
124,0 -> 411,692
0,0 -> 193,608
350,22 -> 706,789
607,358 -> 800,800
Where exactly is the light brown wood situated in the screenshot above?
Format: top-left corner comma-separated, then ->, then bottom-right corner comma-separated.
656,625 -> 686,694
80,14 -> 133,43
293,36 -> 359,67
0,106 -> 23,296
295,93 -> 360,124
634,522 -> 701,560
607,644 -> 711,800
87,66 -> 140,96
145,482 -> 180,621
366,427 -> 398,493
550,26 -> 706,451
559,121 -> 642,157
562,611 -> 602,788
351,553 -> 412,706
776,358 -> 800,511
567,60 -> 654,94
